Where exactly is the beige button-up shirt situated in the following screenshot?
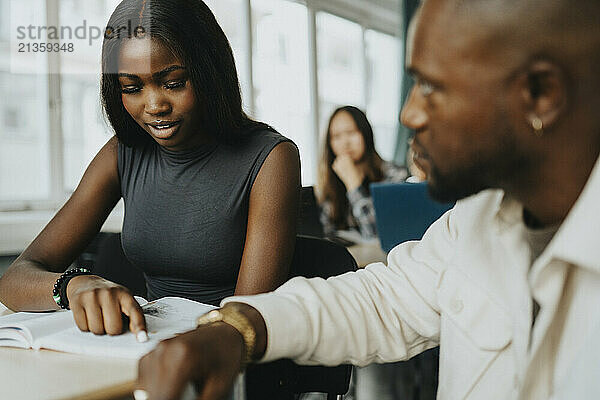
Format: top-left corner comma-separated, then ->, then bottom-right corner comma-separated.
227,157 -> 600,399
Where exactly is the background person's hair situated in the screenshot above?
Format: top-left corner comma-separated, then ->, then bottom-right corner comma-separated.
101,0 -> 271,147
317,105 -> 384,229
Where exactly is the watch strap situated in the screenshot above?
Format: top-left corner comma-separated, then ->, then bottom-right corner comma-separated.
196,307 -> 256,370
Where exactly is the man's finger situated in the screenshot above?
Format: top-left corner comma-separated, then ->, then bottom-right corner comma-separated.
137,357 -> 190,400
198,377 -> 231,400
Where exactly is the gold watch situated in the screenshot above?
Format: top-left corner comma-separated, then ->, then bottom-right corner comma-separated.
196,306 -> 256,370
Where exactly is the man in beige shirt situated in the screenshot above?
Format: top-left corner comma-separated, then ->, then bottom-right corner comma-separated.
135,0 -> 600,399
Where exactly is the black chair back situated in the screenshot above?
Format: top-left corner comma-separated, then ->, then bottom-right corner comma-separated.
78,232 -> 146,297
290,235 -> 357,278
296,187 -> 325,238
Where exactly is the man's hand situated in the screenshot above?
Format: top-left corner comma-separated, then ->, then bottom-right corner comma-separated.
66,275 -> 146,337
332,154 -> 365,191
136,303 -> 267,400
137,324 -> 243,400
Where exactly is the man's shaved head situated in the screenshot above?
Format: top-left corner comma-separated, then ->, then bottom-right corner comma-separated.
451,0 -> 600,88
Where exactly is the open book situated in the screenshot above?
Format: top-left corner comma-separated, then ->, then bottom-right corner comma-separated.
0,297 -> 215,360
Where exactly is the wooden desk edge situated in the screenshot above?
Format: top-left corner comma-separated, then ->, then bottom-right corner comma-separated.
62,380 -> 135,400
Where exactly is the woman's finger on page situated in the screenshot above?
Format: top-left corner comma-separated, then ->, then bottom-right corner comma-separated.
120,294 -> 147,337
70,302 -> 89,332
98,289 -> 124,335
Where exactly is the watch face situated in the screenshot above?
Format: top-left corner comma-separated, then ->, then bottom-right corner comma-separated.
207,309 -> 221,322
196,309 -> 220,327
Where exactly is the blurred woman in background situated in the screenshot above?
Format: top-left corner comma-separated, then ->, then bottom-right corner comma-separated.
317,105 -> 407,239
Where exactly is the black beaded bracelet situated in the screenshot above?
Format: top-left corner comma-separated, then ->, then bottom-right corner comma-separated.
52,267 -> 93,310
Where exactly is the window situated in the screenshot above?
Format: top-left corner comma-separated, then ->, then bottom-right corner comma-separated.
1,1 -> 51,202
366,29 -> 400,160
59,0 -> 116,191
251,0 -> 313,182
203,0 -> 251,109
317,12 -> 364,142
0,1 -> 9,42
0,72 -> 51,202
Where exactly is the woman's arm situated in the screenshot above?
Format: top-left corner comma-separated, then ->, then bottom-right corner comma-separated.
318,200 -> 337,237
346,184 -> 378,239
0,137 -> 145,335
348,163 -> 409,239
234,141 -> 301,295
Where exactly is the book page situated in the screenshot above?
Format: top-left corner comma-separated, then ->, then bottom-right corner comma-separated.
35,297 -> 216,359
0,310 -> 73,347
141,297 -> 216,332
0,328 -> 32,348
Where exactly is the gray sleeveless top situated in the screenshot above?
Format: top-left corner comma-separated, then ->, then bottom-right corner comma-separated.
118,130 -> 290,306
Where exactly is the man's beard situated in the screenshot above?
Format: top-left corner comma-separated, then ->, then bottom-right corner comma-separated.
425,128 -> 529,204
427,160 -> 492,203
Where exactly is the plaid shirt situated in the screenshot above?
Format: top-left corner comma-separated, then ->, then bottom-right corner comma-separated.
320,161 -> 408,239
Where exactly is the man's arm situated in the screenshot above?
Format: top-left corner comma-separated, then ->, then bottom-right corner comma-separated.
225,209 -> 456,367
227,245 -> 443,366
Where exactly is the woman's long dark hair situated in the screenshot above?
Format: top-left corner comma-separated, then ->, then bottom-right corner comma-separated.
317,106 -> 384,229
101,0 -> 270,146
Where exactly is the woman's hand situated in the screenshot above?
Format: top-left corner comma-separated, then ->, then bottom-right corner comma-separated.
137,323 -> 244,400
66,275 -> 146,336
332,154 -> 365,191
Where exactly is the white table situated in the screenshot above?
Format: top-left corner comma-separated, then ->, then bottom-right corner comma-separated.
0,306 -> 247,400
0,347 -> 137,400
0,305 -> 135,399
0,344 -> 248,400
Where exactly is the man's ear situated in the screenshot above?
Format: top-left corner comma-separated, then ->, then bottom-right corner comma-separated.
519,60 -> 568,131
